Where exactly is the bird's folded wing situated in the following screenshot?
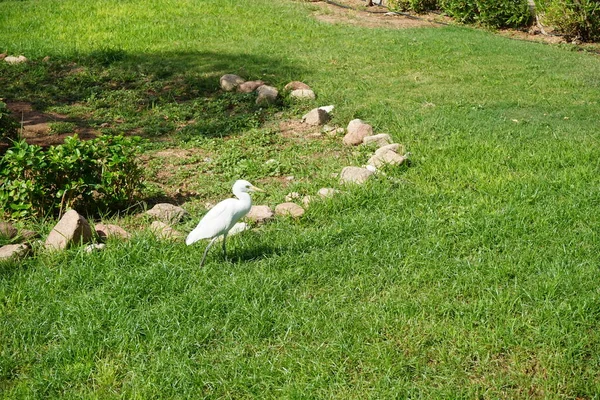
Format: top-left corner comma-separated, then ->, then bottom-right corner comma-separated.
186,199 -> 235,244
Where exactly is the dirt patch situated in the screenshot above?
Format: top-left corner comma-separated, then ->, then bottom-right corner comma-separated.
310,0 -> 448,29
309,0 -> 577,46
5,101 -> 98,147
278,119 -> 324,139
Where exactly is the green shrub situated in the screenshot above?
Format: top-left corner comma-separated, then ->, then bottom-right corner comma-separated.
0,135 -> 144,219
542,0 -> 600,41
0,101 -> 19,144
441,0 -> 533,28
387,0 -> 439,13
440,0 -> 478,23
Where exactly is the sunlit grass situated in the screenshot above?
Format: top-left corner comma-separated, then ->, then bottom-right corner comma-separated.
1,0 -> 600,398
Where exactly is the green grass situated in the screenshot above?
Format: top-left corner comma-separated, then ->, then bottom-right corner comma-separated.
2,0 -> 600,398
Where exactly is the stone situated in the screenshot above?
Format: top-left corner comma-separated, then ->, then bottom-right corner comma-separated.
375,143 -> 404,157
339,166 -> 375,185
227,222 -> 248,236
238,80 -> 264,93
0,244 -> 29,261
95,223 -> 131,241
363,133 -> 392,147
247,205 -> 274,223
84,243 -> 106,253
318,105 -> 334,113
368,152 -> 408,168
150,221 -> 184,240
284,81 -> 311,91
42,56 -> 51,62
20,229 -> 39,242
302,195 -> 313,207
289,89 -> 316,101
256,85 -> 279,105
0,222 -> 18,240
285,192 -> 301,202
318,188 -> 339,198
285,176 -> 295,181
146,203 -> 188,224
4,55 -> 27,64
343,119 -> 373,146
275,202 -> 305,218
220,74 -> 244,91
302,108 -> 330,126
45,210 -> 93,251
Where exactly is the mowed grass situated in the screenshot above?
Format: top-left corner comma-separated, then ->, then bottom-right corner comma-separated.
1,0 -> 600,398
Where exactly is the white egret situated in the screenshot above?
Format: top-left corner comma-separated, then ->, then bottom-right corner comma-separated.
186,179 -> 263,267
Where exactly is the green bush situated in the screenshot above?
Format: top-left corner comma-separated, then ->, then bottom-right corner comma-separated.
387,0 -> 439,13
0,101 -> 19,144
0,135 -> 144,219
542,0 -> 600,41
441,0 -> 533,28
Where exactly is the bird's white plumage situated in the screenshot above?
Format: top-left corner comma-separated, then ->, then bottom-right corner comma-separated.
185,180 -> 260,246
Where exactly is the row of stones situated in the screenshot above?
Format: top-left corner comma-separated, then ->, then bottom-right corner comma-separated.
219,74 -> 316,105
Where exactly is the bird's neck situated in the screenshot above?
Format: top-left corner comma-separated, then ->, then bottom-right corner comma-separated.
234,191 -> 251,205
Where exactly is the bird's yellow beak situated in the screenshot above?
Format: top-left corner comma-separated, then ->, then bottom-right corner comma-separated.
250,185 -> 264,193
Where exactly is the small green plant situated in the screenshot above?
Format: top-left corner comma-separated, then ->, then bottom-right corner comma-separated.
0,135 -> 145,219
0,100 -> 19,143
48,121 -> 77,134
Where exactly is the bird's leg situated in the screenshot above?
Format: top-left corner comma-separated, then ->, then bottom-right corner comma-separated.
222,234 -> 228,261
200,237 -> 219,268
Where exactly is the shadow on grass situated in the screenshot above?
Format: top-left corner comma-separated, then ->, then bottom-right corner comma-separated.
0,48 -> 305,141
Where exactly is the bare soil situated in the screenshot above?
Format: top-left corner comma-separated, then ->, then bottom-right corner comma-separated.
5,101 -> 98,147
308,0 -> 572,46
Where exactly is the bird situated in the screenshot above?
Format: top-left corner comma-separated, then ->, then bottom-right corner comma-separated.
186,179 -> 264,267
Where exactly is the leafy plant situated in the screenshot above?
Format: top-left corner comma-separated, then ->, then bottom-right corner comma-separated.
0,135 -> 144,219
542,0 -> 600,41
387,0 -> 439,13
440,0 -> 532,28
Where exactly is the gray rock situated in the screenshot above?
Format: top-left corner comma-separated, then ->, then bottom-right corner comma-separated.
302,108 -> 330,126
275,202 -> 305,218
0,244 -> 29,261
246,205 -> 274,223
343,119 -> 373,146
302,195 -> 313,207
20,229 -> 39,242
220,74 -> 244,91
146,203 -> 189,224
284,81 -> 311,91
339,166 -> 375,185
45,210 -> 93,251
4,55 -> 27,64
256,85 -> 279,105
285,192 -> 301,202
95,223 -> 131,241
0,222 -> 18,240
368,152 -> 408,168
363,133 -> 392,147
84,243 -> 106,253
238,80 -> 264,93
289,89 -> 316,101
318,188 -> 340,198
375,143 -> 404,157
150,221 -> 184,240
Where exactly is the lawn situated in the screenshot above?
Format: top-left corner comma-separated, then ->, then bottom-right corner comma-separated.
1,0 -> 600,398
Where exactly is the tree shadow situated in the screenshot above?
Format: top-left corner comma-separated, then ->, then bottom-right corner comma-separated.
0,48 -> 306,142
